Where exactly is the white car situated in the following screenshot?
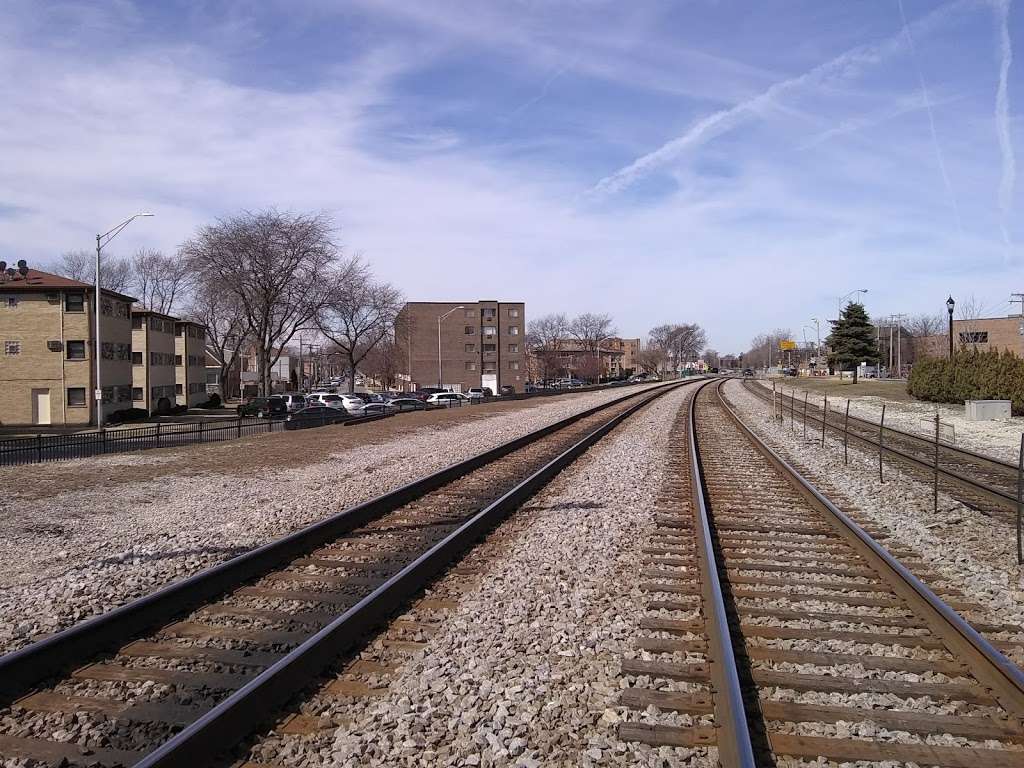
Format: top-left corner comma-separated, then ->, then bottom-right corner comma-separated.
307,393 -> 347,409
338,394 -> 369,414
467,387 -> 491,400
426,392 -> 470,406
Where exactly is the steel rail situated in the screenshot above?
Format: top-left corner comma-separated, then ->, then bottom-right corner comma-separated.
0,381 -> 686,709
717,379 -> 1024,719
133,380 -> 690,766
743,379 -> 1019,508
687,379 -> 758,768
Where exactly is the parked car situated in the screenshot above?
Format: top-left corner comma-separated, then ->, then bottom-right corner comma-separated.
743,368 -> 754,376
338,394 -> 370,415
499,385 -> 515,395
350,402 -> 396,417
467,387 -> 488,400
307,393 -> 347,409
387,397 -> 427,412
426,392 -> 470,406
237,397 -> 275,417
284,405 -> 347,430
275,393 -> 307,412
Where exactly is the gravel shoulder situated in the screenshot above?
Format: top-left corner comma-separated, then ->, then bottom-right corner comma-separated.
0,384 -> 661,653
754,377 -> 1024,463
246,382 -> 709,767
726,379 -> 1024,663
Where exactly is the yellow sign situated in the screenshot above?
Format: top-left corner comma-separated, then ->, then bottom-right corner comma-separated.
778,340 -> 797,350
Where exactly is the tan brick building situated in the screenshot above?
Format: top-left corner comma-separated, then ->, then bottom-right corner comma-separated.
912,315 -> 1024,360
604,337 -> 641,376
132,309 -> 178,413
397,300 -> 526,393
0,268 -> 135,427
175,320 -> 208,407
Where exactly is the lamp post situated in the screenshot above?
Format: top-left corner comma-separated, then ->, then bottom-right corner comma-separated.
947,295 -> 955,358
838,288 -> 868,319
810,317 -> 821,357
94,212 -> 154,428
437,306 -> 465,389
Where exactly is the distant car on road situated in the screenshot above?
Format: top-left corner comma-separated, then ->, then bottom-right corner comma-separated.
284,405 -> 347,430
387,397 -> 427,412
426,392 -> 470,406
237,396 -> 284,418
275,393 -> 307,412
743,368 -> 754,377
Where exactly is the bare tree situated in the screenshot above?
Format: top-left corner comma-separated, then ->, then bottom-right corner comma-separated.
361,333 -> 404,390
186,281 -> 248,399
316,257 -> 404,392
744,328 -> 793,370
130,248 -> 192,314
527,313 -> 569,382
649,323 -> 707,371
905,313 -> 945,338
181,209 -> 337,397
54,250 -> 133,293
635,346 -> 666,374
702,349 -> 720,368
569,312 -> 617,354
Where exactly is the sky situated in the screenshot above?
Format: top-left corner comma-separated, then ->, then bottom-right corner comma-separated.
0,0 -> 1020,353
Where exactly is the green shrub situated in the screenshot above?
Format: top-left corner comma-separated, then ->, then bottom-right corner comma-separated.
908,348 -> 1024,415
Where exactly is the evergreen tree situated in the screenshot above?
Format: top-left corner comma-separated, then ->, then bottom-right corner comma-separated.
826,302 -> 879,383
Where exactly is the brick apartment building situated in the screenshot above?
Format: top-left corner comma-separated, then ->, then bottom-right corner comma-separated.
0,268 -> 136,427
175,320 -> 208,407
913,314 -> 1024,359
397,300 -> 526,393
132,309 -> 178,413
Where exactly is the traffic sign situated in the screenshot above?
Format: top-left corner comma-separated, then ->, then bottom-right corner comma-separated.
778,340 -> 797,350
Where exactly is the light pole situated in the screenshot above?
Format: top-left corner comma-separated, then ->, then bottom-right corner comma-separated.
94,212 -> 154,428
947,296 -> 955,358
810,317 -> 821,357
437,306 -> 465,389
837,288 -> 868,319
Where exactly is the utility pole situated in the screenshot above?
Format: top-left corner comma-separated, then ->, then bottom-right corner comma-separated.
892,313 -> 907,378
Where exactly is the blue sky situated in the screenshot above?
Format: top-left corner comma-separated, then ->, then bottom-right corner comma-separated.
0,0 -> 1019,352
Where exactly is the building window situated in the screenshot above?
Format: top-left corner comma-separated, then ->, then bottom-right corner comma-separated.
175,384 -> 183,395
483,326 -> 496,337
483,308 -> 496,320
509,326 -> 519,336
65,293 -> 85,312
175,354 -> 182,366
132,387 -> 144,401
509,344 -> 519,353
66,340 -> 86,360
132,351 -> 143,365
464,326 -> 475,335
6,297 -> 17,308
132,315 -> 143,329
483,344 -> 496,352
508,360 -> 520,370
465,343 -> 475,353
508,308 -> 519,318
465,361 -> 476,371
483,363 -> 496,373
959,331 -> 989,344
67,387 -> 86,407
4,340 -> 21,356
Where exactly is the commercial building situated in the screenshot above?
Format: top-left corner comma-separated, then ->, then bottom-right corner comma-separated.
175,320 -> 208,407
132,309 -> 178,413
0,268 -> 136,427
397,300 -> 526,393
912,315 -> 1024,360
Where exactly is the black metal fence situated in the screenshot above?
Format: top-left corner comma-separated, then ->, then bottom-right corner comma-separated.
0,417 -> 284,466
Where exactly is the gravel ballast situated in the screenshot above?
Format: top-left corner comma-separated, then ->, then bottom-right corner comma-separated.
724,379 -> 1024,659
244,383 -> 711,767
0,385 -> 662,654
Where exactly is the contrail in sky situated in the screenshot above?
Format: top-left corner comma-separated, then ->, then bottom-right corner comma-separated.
995,0 -> 1015,247
897,0 -> 963,234
588,0 -> 967,198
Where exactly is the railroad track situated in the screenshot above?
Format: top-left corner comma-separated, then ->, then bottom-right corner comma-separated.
619,378 -> 1024,767
742,377 -> 1020,517
0,381 -> 688,768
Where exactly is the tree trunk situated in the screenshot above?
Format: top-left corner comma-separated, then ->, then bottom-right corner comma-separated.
349,361 -> 358,393
852,366 -> 858,384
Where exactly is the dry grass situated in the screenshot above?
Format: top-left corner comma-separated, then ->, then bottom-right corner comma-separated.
765,376 -> 917,403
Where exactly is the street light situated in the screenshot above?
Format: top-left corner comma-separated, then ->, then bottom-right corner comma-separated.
810,318 -> 821,357
437,306 -> 465,388
95,212 -> 154,428
838,288 -> 868,319
947,295 -> 956,358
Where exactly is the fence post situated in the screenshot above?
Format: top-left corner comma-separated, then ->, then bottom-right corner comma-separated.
1017,432 -> 1024,565
237,417 -> 242,438
200,420 -> 204,443
101,427 -> 107,455
790,389 -> 795,431
802,391 -> 808,438
878,403 -> 886,483
156,422 -> 161,449
844,400 -> 850,466
772,381 -> 777,423
36,434 -> 42,464
934,411 -> 940,517
821,395 -> 827,448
